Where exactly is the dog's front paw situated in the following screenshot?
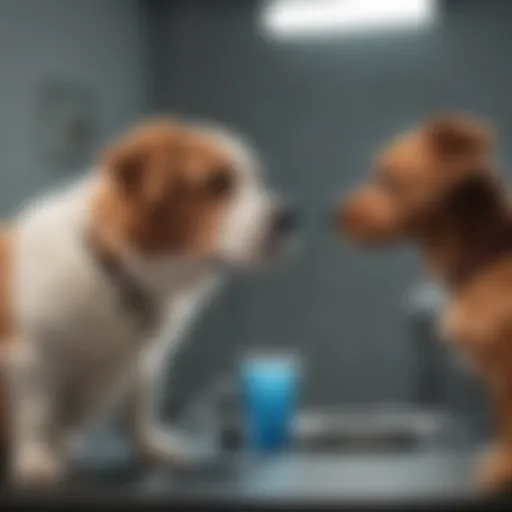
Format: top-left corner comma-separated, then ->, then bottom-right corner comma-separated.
11,445 -> 64,489
139,428 -> 194,468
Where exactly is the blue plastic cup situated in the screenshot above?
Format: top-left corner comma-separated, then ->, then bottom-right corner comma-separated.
241,351 -> 301,453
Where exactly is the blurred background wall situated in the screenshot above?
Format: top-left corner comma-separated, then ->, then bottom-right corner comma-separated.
0,0 -> 510,419
0,0 -> 150,214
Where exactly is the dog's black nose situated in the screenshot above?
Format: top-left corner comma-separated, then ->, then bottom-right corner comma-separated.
274,207 -> 298,235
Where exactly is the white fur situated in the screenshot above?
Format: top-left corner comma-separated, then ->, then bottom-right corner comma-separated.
4,129 -> 277,487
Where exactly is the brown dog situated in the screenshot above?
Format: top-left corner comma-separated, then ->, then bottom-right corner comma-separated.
336,113 -> 512,492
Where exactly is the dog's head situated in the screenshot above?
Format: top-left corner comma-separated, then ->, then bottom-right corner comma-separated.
335,113 -> 496,245
93,118 -> 296,267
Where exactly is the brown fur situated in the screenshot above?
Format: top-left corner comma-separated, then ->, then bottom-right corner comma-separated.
337,112 -> 512,492
91,119 -> 238,257
0,229 -> 13,340
0,229 -> 14,462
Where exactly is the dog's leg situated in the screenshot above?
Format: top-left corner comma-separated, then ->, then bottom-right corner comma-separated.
124,278 -> 220,467
124,277 -> 220,467
124,356 -> 191,467
6,342 -> 65,488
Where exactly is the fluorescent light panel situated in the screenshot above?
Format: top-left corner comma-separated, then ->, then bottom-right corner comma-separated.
262,0 -> 437,39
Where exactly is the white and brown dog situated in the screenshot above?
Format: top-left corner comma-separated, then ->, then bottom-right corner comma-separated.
0,118 -> 296,487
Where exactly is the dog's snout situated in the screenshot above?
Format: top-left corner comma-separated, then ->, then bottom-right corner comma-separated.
273,207 -> 298,235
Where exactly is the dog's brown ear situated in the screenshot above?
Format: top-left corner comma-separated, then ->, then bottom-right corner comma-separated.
439,171 -> 508,244
425,113 -> 493,158
102,143 -> 148,196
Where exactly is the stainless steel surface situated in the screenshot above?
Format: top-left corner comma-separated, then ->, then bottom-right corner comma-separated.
67,403 -> 479,501
72,449 -> 481,502
293,406 -> 458,452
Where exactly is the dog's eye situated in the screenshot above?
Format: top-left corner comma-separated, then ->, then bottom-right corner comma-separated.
204,167 -> 235,199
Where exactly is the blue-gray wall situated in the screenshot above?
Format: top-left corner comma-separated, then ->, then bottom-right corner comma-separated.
156,0 -> 512,410
0,0 -> 150,214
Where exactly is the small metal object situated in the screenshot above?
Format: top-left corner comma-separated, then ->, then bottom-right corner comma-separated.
220,417 -> 243,452
213,379 -> 244,452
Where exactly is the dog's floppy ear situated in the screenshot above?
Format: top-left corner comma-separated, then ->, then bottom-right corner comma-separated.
425,113 -> 493,158
439,170 -> 507,241
101,142 -> 148,196
444,172 -> 502,217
